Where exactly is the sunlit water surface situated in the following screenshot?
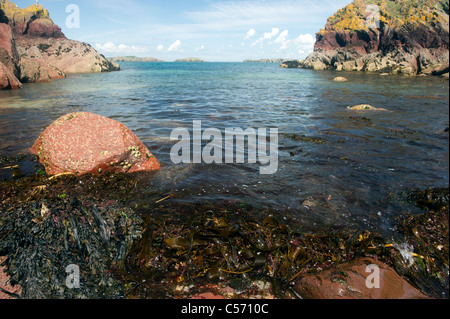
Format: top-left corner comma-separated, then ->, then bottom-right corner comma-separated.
1,62 -> 448,235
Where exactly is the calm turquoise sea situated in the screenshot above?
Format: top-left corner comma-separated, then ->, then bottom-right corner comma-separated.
0,62 -> 449,234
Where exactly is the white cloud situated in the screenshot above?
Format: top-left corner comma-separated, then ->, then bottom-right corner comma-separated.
295,33 -> 316,45
195,44 -> 205,52
273,29 -> 291,50
271,32 -> 315,55
275,29 -> 288,44
263,27 -> 279,40
293,33 -> 316,57
167,40 -> 182,52
251,27 -> 279,46
244,28 -> 256,40
156,44 -> 164,52
95,41 -> 148,54
96,41 -> 115,51
279,40 -> 291,50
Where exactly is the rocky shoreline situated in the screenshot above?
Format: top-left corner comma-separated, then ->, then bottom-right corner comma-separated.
244,59 -> 286,63
0,0 -> 119,90
281,0 -> 449,77
0,151 -> 448,299
1,0 -> 448,301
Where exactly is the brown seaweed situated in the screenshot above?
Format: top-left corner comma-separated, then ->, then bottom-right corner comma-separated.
0,161 -> 448,299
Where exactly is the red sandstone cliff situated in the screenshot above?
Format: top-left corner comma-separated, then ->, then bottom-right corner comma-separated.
0,0 -> 119,90
283,0 -> 449,76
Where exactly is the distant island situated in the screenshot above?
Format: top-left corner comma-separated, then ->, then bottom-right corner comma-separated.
174,58 -> 205,62
243,59 -> 286,63
109,56 -> 164,62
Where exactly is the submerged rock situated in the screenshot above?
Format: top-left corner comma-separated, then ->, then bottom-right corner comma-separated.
333,76 -> 348,82
294,257 -> 431,299
30,112 -> 161,176
348,104 -> 388,111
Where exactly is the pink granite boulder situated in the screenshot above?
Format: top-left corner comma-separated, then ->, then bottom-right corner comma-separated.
293,257 -> 431,299
31,112 -> 161,176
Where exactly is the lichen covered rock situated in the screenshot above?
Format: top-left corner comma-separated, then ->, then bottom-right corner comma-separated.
296,0 -> 449,75
1,0 -> 65,38
31,112 -> 161,176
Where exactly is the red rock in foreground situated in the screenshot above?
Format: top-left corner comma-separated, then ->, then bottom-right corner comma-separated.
294,257 -> 431,299
190,292 -> 226,299
0,257 -> 21,299
31,112 -> 161,176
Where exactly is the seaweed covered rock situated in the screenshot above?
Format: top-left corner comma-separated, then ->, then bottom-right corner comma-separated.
1,166 -> 447,299
0,199 -> 143,298
31,112 -> 161,176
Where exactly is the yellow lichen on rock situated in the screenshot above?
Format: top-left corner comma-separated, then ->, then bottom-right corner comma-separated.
1,0 -> 49,22
321,0 -> 449,35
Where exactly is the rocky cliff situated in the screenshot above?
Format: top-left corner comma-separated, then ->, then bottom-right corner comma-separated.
286,0 -> 449,76
1,0 -> 119,89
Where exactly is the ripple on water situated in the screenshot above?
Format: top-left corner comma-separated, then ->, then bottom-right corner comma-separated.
0,63 -> 448,235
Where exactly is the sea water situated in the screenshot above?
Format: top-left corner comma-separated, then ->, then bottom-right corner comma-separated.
1,62 -> 448,235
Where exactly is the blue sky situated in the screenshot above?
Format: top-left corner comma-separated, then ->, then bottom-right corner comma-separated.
13,0 -> 352,61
